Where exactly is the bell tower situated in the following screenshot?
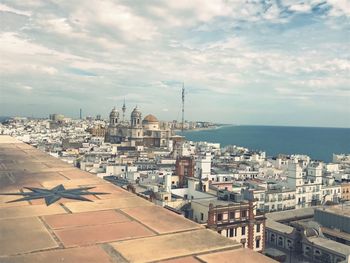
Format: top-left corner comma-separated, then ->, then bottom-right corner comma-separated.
109,107 -> 119,127
130,106 -> 143,141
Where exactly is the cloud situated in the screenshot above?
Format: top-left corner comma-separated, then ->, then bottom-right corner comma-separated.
22,85 -> 33,90
0,3 -> 31,16
0,0 -> 349,127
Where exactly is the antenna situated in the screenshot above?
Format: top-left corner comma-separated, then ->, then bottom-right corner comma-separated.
122,98 -> 126,122
182,82 -> 185,132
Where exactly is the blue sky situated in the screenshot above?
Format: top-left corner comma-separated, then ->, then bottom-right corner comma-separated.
0,0 -> 349,127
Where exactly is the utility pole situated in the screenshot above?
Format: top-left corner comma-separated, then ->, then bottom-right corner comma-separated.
182,82 -> 185,132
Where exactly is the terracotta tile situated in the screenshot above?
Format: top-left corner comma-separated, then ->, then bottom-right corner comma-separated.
58,169 -> 97,179
85,183 -> 133,199
0,204 -> 67,219
159,256 -> 201,263
41,178 -> 101,188
0,192 -> 30,208
0,217 -> 58,256
121,206 -> 202,234
43,210 -> 130,229
111,229 -> 240,263
65,196 -> 153,213
0,246 -> 112,263
54,221 -> 155,247
0,137 -> 20,143
31,172 -> 68,183
197,248 -> 277,263
26,196 -> 100,206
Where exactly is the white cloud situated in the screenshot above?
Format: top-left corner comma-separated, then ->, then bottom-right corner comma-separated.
328,0 -> 350,17
22,85 -> 33,90
0,0 -> 349,126
0,3 -> 31,16
289,3 -> 312,13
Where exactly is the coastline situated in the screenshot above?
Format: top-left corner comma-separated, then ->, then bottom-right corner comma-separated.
174,124 -> 232,133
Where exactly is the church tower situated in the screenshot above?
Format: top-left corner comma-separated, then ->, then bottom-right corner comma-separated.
105,107 -> 120,143
130,106 -> 143,141
109,107 -> 119,127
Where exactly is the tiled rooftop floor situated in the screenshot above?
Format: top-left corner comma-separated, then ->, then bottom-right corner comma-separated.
0,135 -> 276,262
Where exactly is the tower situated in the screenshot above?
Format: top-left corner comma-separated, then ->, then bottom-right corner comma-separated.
122,99 -> 126,122
287,162 -> 303,189
182,83 -> 185,132
109,107 -> 119,127
130,106 -> 143,140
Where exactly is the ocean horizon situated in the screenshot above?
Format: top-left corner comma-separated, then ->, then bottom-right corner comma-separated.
179,125 -> 350,162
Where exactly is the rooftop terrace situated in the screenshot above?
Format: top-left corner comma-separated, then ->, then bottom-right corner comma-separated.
0,136 -> 275,262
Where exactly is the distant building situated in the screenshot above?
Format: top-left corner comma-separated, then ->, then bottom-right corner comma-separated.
342,183 -> 350,201
105,105 -> 173,147
191,199 -> 266,252
265,206 -> 350,263
176,156 -> 195,187
195,152 -> 211,179
314,205 -> 350,245
333,154 -> 350,164
87,125 -> 106,137
49,113 -> 64,122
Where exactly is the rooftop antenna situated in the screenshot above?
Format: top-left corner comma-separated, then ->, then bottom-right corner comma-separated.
182,82 -> 185,132
122,98 -> 126,122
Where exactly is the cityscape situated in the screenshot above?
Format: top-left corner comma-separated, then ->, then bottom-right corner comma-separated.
1,106 -> 350,262
1,0 -> 350,263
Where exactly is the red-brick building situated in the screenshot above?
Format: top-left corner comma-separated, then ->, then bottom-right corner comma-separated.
176,156 -> 195,187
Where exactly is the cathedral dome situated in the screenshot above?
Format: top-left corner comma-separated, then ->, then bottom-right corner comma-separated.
110,107 -> 119,117
131,106 -> 142,118
143,114 -> 158,123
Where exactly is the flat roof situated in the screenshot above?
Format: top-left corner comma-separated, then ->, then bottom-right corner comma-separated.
316,205 -> 350,218
0,136 -> 276,262
306,236 -> 350,256
192,198 -> 245,207
265,219 -> 294,234
266,207 -> 314,222
322,227 -> 350,242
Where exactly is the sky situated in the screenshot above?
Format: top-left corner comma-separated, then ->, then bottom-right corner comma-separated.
0,0 -> 349,127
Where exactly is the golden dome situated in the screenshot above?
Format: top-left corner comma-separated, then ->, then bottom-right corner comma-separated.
143,114 -> 158,123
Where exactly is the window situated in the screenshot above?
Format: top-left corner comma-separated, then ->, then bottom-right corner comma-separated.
278,237 -> 283,247
217,213 -> 223,221
164,196 -> 168,201
256,224 -> 261,232
200,213 -> 204,221
242,226 -> 246,235
271,233 -> 275,243
229,212 -> 235,220
241,210 -> 247,218
229,228 -> 234,237
256,239 -> 260,248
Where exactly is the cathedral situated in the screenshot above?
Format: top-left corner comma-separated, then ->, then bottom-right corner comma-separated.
105,103 -> 173,148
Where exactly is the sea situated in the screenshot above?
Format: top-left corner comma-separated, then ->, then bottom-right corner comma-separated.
179,125 -> 350,163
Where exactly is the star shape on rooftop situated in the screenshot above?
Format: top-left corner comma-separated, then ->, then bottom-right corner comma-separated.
0,184 -> 109,206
